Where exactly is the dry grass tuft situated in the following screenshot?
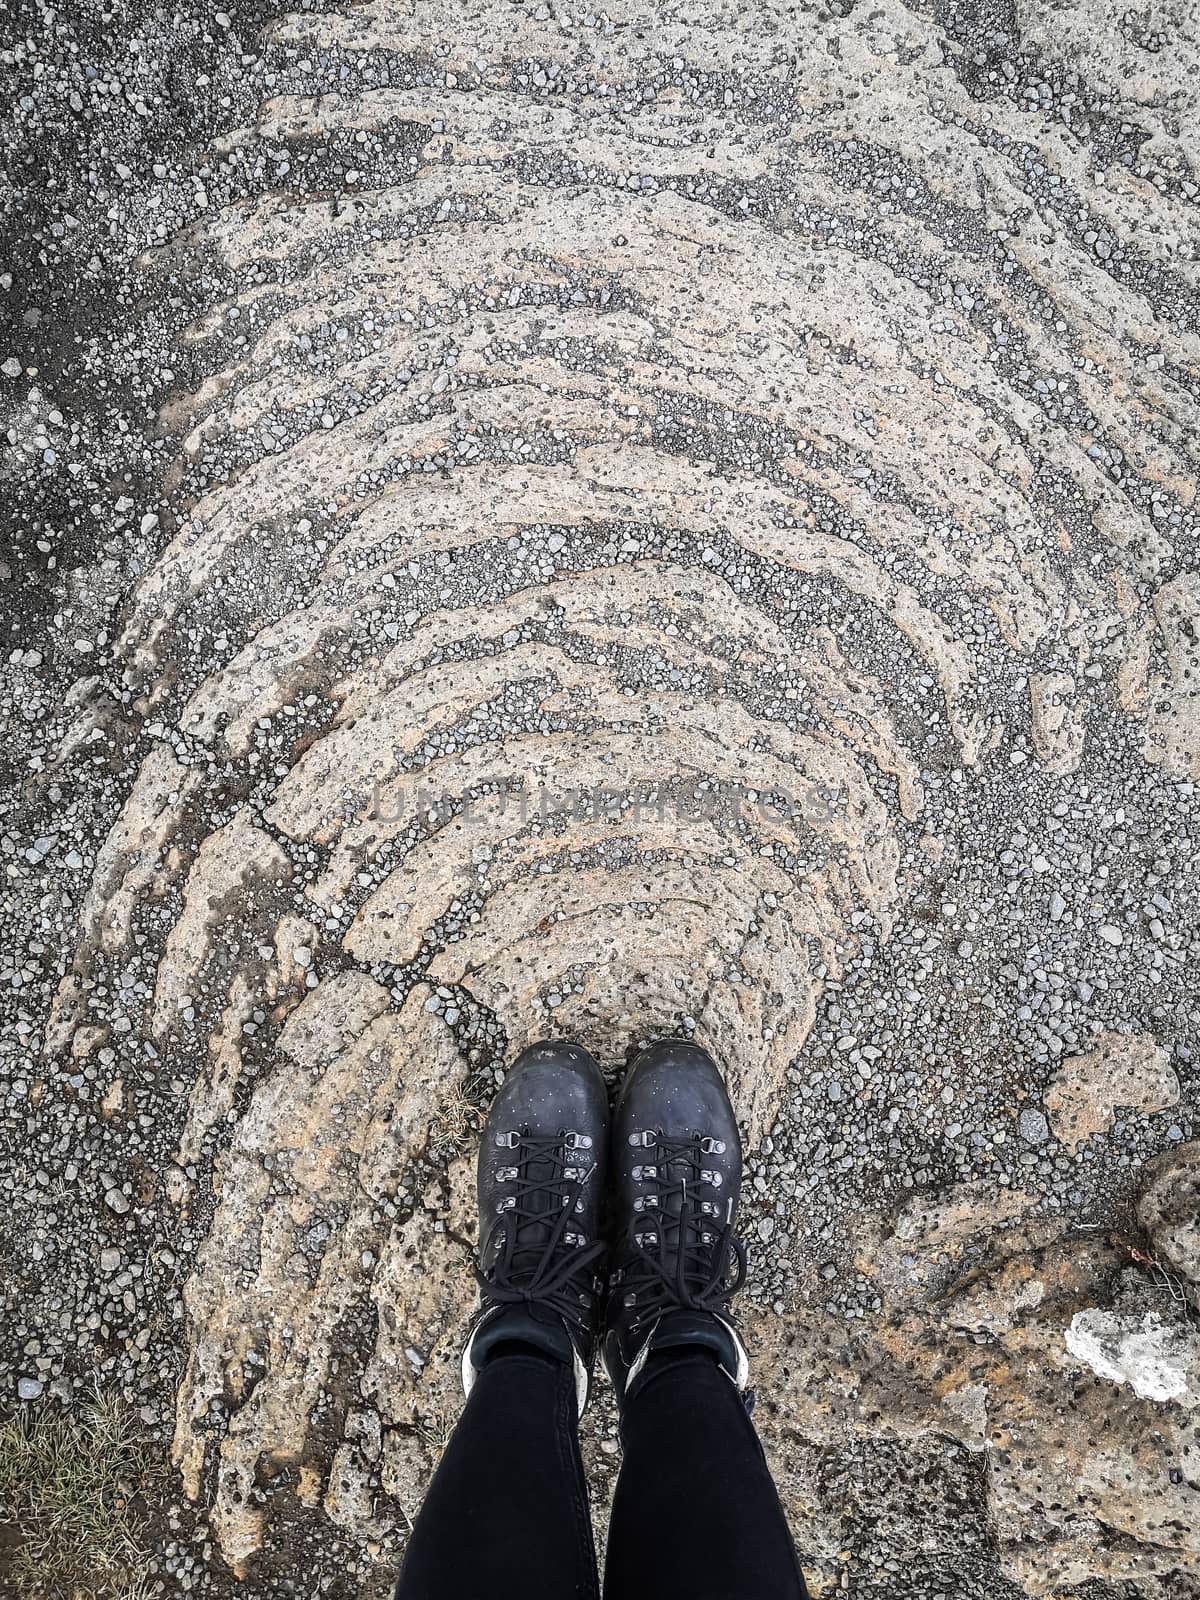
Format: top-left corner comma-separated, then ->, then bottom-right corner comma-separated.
0,1392 -> 160,1599
413,1410 -> 455,1465
426,1090 -> 483,1162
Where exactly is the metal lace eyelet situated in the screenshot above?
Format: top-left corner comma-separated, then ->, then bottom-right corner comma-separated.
496,1196 -> 516,1212
631,1164 -> 658,1181
496,1131 -> 519,1148
701,1169 -> 723,1187
628,1130 -> 657,1147
633,1195 -> 659,1211
700,1137 -> 726,1154
495,1166 -> 518,1181
567,1132 -> 593,1149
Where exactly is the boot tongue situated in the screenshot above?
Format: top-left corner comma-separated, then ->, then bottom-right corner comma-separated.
471,1303 -> 575,1368
509,1140 -> 567,1274
648,1308 -> 740,1379
499,1139 -> 569,1273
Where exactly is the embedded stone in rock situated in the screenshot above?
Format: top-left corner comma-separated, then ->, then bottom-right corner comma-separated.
1045,1032 -> 1179,1146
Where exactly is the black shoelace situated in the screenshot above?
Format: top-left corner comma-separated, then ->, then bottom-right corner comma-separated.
622,1133 -> 746,1327
479,1131 -> 606,1336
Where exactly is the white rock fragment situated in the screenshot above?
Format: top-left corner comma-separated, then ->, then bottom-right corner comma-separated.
1065,1309 -> 1196,1404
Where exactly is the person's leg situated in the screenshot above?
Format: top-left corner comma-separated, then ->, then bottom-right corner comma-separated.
602,1039 -> 809,1600
604,1346 -> 808,1600
396,1040 -> 610,1600
395,1345 -> 597,1600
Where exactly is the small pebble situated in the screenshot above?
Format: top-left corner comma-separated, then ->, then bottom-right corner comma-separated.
1019,1109 -> 1050,1146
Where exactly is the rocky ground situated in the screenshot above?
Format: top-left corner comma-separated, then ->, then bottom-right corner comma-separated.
2,0 -> 1199,1595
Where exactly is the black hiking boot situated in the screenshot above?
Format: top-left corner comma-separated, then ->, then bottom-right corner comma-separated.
462,1040 -> 609,1414
603,1039 -> 749,1400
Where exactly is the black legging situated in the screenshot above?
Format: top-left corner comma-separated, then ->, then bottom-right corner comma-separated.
394,1345 -> 809,1600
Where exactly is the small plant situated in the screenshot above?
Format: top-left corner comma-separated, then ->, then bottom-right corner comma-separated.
413,1409 -> 455,1465
0,1391 -> 160,1599
1130,1245 -> 1195,1323
426,1091 -> 483,1162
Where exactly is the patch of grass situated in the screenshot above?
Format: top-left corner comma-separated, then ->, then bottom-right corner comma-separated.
0,1392 -> 160,1599
413,1410 -> 455,1465
426,1091 -> 482,1162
